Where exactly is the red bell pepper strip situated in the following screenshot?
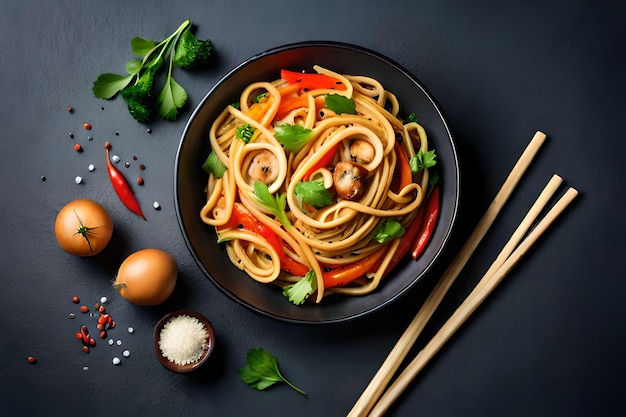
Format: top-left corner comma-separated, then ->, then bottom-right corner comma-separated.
411,185 -> 440,259
322,248 -> 387,288
218,203 -> 309,276
303,142 -> 340,181
391,142 -> 413,193
280,69 -> 348,93
104,142 -> 146,220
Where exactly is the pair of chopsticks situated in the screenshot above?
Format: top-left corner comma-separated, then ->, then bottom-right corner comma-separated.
348,131 -> 579,416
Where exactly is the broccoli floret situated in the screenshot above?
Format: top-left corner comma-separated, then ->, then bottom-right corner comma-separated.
173,27 -> 213,69
120,68 -> 156,123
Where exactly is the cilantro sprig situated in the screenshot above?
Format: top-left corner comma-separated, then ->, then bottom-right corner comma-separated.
237,348 -> 307,396
253,181 -> 291,227
409,149 -> 437,174
325,94 -> 357,114
274,124 -> 313,152
92,19 -> 213,122
283,270 -> 318,305
373,219 -> 406,244
295,180 -> 333,208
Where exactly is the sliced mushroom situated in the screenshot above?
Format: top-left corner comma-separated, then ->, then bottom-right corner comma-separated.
350,139 -> 375,164
333,161 -> 368,201
247,150 -> 279,185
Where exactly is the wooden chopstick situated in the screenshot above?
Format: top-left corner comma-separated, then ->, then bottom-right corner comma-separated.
347,131 -> 546,417
369,185 -> 579,416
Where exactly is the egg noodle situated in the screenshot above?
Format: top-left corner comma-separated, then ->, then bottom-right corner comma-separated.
200,65 -> 435,304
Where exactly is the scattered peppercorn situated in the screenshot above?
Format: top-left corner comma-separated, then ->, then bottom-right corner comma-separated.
41,176 -> 46,181
67,106 -> 73,113
153,201 -> 161,210
139,164 -> 146,170
137,176 -> 144,185
88,136 -> 93,141
114,130 -> 120,136
146,128 -> 152,134
74,143 -> 83,152
72,296 -> 80,303
69,132 -> 74,139
75,176 -> 83,184
83,123 -> 92,130
80,305 -> 89,313
27,356 -> 36,364
125,162 -> 130,168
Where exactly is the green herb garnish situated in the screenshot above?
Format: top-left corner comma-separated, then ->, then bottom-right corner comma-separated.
253,180 -> 291,227
324,94 -> 357,114
283,270 -> 317,305
92,19 -> 213,122
295,180 -> 333,208
409,149 -> 437,174
237,348 -> 307,396
236,123 -> 255,143
274,124 -> 314,152
373,219 -> 406,244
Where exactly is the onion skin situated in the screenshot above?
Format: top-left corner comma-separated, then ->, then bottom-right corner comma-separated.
114,248 -> 178,306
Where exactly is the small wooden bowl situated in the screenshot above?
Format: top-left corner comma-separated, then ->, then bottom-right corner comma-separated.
153,309 -> 215,373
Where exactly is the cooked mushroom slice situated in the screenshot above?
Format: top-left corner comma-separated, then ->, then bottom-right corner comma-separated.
247,150 -> 279,185
350,140 -> 375,164
333,161 -> 368,201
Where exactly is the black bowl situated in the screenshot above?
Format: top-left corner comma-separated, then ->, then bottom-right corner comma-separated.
175,41 -> 459,324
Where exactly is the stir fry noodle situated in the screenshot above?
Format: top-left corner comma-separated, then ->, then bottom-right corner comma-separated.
200,65 -> 437,304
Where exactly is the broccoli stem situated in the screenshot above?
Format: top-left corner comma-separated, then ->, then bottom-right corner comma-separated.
141,19 -> 191,68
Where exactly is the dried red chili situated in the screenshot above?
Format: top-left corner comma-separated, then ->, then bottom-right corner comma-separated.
104,142 -> 146,220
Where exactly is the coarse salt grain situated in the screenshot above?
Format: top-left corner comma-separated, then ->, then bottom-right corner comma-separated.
158,315 -> 208,366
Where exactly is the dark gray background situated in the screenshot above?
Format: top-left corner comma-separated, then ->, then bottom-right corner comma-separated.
1,1 -> 624,416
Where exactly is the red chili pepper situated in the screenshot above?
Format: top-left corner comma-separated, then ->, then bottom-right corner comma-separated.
280,69 -> 348,93
411,185 -> 440,259
322,248 -> 387,288
219,203 -> 309,276
104,142 -> 146,220
303,142 -> 340,181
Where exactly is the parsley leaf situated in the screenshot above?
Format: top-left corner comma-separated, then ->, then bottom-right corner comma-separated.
325,94 -> 357,114
156,74 -> 188,120
295,180 -> 334,208
236,123 -> 255,143
253,180 -> 291,227
373,219 -> 406,243
237,348 -> 306,396
274,124 -> 313,152
283,269 -> 317,305
409,149 -> 438,174
201,150 -> 227,178
92,73 -> 135,100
